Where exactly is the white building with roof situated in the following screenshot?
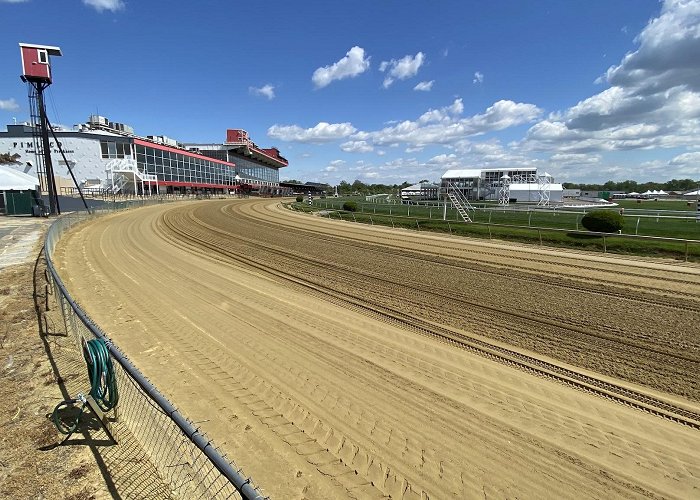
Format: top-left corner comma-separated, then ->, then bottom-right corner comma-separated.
400,181 -> 439,201
441,167 -> 563,203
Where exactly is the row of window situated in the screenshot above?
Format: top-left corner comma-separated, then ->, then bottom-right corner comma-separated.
100,141 -> 132,159
101,142 -> 281,186
232,155 -> 280,183
136,145 -> 234,185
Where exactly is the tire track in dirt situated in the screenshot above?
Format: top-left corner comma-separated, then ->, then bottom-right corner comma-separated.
165,201 -> 700,401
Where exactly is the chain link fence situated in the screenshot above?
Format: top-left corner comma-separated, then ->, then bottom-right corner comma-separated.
45,199 -> 267,499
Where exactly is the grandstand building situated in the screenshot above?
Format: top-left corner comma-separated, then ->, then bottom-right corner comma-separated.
0,116 -> 289,196
441,167 -> 563,203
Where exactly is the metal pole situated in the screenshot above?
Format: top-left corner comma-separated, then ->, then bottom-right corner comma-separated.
36,83 -> 59,215
47,118 -> 90,213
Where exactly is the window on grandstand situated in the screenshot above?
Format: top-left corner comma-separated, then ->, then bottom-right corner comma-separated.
100,140 -> 132,159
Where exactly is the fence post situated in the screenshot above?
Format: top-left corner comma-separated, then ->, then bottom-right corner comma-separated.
538,229 -> 542,246
370,216 -> 373,225
429,207 -> 432,219
407,205 -> 410,217
603,235 -> 607,253
528,210 -> 532,227
685,240 -> 689,262
448,222 -> 452,236
416,220 -> 420,230
636,217 -> 640,235
488,225 -> 492,240
391,217 -> 394,229
352,213 -> 356,222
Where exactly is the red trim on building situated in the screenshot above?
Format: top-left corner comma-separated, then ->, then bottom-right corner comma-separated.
133,138 -> 236,168
152,180 -> 266,189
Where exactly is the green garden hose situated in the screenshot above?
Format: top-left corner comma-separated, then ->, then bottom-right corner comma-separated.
51,337 -> 119,435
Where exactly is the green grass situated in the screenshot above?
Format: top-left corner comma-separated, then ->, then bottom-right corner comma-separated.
289,200 -> 700,262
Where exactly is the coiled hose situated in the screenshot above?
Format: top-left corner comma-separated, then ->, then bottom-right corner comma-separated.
52,337 -> 119,435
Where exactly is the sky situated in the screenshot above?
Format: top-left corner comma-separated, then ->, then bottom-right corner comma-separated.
1,0 -> 700,186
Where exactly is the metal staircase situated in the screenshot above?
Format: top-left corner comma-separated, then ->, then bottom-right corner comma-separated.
105,159 -> 158,195
446,182 -> 474,222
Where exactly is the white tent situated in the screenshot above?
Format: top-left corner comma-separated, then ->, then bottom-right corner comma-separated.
0,164 -> 39,190
683,190 -> 700,198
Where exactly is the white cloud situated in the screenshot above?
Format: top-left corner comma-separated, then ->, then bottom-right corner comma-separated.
380,52 -> 425,88
413,80 -> 434,92
82,0 -> 124,12
473,71 -> 484,84
0,98 -> 19,111
249,84 -> 275,100
340,140 -> 374,153
312,46 -> 370,89
0,0 -> 30,3
523,0 -> 700,153
368,98 -> 542,147
267,122 -> 357,143
667,151 -> 700,174
549,153 -> 602,165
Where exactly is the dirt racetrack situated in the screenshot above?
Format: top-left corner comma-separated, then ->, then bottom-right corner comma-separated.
54,199 -> 700,499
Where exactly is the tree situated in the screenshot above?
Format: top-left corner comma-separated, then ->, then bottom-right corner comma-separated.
0,152 -> 20,164
581,210 -> 624,233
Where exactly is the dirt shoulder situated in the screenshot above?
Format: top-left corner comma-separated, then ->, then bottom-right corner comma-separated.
0,239 -> 111,499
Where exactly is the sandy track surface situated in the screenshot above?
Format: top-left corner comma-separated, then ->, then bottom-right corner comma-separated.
54,199 -> 700,499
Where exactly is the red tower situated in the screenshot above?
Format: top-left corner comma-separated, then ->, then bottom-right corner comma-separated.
19,43 -> 62,84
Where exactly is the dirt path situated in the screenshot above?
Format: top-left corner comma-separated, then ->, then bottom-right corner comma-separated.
54,199 -> 700,499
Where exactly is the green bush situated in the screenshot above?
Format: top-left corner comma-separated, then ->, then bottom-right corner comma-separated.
581,210 -> 625,233
295,195 -> 304,203
343,201 -> 358,212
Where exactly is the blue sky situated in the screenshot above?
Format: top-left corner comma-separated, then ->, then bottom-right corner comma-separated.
1,0 -> 700,185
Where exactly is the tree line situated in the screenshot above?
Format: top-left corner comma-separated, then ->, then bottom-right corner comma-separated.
563,179 -> 699,192
283,179 -> 430,196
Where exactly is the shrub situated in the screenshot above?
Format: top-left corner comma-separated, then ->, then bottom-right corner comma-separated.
295,195 -> 304,203
343,201 -> 358,212
581,210 -> 624,233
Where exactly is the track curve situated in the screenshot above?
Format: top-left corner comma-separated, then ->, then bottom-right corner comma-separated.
54,199 -> 700,499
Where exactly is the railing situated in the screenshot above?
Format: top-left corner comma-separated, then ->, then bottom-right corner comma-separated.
294,201 -> 700,262
44,200 -> 266,499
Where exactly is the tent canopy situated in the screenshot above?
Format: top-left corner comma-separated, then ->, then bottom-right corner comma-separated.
0,164 -> 39,191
